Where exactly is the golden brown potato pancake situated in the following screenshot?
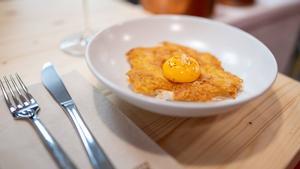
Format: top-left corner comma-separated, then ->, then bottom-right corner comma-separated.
126,42 -> 242,102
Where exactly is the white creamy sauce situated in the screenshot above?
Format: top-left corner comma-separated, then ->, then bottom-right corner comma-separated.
155,90 -> 174,100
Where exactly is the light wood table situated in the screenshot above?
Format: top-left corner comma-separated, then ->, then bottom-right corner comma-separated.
1,0 -> 300,169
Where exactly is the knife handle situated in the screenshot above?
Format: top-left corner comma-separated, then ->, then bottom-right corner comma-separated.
63,103 -> 115,169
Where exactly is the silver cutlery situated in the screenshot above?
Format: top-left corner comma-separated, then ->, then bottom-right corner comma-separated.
42,63 -> 115,169
0,74 -> 77,169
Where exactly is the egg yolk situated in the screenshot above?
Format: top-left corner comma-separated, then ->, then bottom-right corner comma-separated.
162,52 -> 201,83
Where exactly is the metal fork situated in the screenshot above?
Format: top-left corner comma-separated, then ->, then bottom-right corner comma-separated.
0,74 -> 77,169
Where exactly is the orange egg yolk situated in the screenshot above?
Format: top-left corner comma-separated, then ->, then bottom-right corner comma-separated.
162,52 -> 201,83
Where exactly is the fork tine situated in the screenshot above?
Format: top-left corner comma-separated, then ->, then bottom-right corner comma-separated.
0,79 -> 16,112
0,79 -> 9,102
16,73 -> 28,92
4,76 -> 23,109
10,75 -> 22,96
10,75 -> 29,106
4,76 -> 16,99
15,73 -> 35,103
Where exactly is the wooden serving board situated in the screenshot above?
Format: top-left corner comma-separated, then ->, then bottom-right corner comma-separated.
103,74 -> 300,169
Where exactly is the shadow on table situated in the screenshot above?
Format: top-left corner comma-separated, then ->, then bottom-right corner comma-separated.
92,88 -> 170,154
93,88 -> 283,166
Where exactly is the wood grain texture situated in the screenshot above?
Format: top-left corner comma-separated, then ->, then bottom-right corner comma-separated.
109,75 -> 300,169
1,0 -> 300,169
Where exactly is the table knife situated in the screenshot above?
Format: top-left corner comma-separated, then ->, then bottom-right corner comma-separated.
41,63 -> 115,169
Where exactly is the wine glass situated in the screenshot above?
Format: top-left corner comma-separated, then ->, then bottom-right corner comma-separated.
60,0 -> 91,56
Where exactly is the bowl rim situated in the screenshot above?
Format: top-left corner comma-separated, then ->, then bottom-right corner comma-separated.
86,15 -> 278,109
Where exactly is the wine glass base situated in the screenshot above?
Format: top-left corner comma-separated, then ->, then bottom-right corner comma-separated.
60,33 -> 90,56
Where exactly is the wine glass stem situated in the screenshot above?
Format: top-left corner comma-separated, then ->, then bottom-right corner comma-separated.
82,0 -> 91,38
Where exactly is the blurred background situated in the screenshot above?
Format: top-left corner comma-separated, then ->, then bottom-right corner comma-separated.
0,0 -> 299,83
126,0 -> 300,80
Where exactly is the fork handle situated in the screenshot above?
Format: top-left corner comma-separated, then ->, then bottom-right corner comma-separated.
30,116 -> 78,169
63,104 -> 115,169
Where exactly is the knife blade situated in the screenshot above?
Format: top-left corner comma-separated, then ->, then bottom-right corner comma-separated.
41,63 -> 72,105
42,63 -> 115,169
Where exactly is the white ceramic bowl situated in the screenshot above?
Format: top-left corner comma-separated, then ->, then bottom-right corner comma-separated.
86,15 -> 277,117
